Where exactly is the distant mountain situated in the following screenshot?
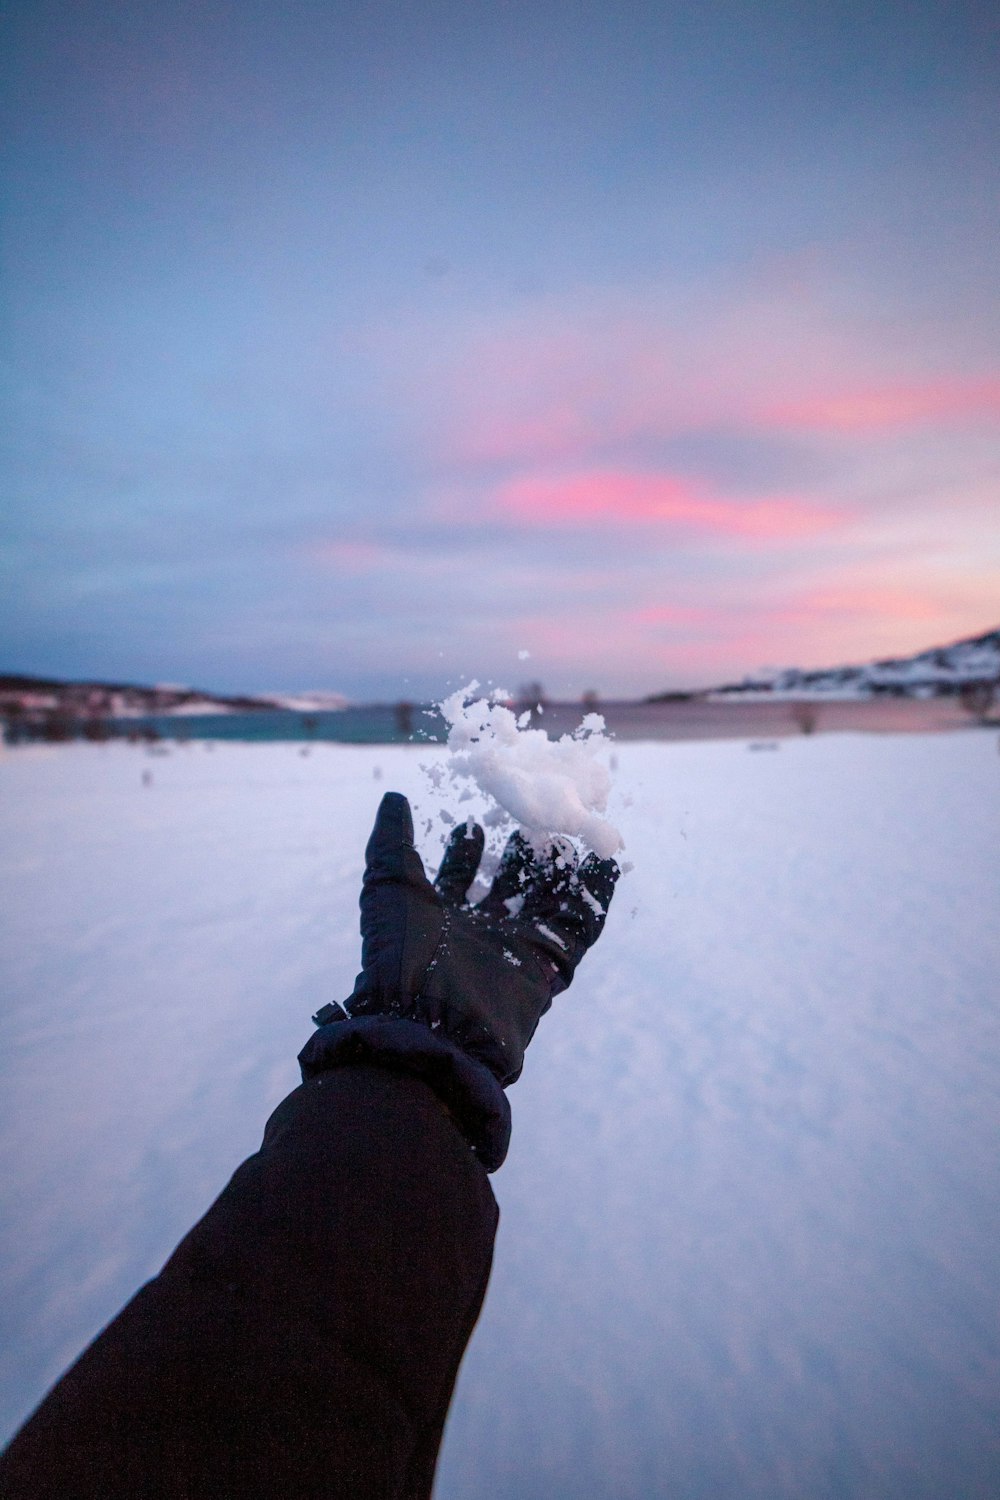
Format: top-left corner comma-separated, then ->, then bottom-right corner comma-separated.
0,674 -> 346,723
709,625 -> 1000,700
0,674 -> 258,717
253,690 -> 349,712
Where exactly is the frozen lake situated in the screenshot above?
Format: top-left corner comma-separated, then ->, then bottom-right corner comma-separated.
1,730 -> 998,1497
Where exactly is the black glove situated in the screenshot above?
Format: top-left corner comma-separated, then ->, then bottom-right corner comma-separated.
327,791 -> 619,1086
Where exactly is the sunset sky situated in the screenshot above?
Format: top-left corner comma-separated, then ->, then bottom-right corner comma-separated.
2,0 -> 998,700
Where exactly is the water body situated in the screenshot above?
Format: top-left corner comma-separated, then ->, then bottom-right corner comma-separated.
104,702 -> 449,745
102,696 -> 977,745
4,695 -> 985,747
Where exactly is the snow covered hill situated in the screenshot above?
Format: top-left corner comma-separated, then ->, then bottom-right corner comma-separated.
0,675 -> 349,725
1,734 -> 999,1497
714,624 -> 1000,700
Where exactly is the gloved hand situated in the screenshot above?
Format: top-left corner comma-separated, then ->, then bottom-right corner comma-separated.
327,791 -> 619,1086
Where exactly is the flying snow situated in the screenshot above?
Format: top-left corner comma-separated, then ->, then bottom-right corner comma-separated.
437,683 -> 624,859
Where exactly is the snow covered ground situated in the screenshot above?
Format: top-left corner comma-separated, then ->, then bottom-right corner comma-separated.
1,731 -> 998,1498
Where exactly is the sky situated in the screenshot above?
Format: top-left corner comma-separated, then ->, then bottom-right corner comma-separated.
2,0 -> 998,701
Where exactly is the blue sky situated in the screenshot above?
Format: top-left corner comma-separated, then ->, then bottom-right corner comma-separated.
2,0 -> 998,699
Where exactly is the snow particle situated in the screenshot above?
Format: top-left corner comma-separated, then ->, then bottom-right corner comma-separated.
436,683 -> 624,858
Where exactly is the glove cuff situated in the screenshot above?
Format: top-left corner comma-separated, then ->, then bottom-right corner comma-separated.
298,1015 -> 512,1171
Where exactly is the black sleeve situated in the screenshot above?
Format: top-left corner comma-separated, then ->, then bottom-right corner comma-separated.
0,1064 -> 499,1500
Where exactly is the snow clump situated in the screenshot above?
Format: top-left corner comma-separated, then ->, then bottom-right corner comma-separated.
439,683 -> 624,858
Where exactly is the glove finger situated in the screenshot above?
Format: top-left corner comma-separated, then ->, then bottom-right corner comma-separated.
522,849 -> 618,954
575,853 -> 620,943
518,836 -> 578,916
545,836 -> 579,881
363,791 -> 433,893
477,829 -> 537,917
434,819 -> 485,905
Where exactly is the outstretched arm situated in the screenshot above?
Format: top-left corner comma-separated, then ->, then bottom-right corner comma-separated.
1,794 -> 618,1499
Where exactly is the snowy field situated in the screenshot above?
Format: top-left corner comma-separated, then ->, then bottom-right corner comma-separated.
1,731 -> 999,1498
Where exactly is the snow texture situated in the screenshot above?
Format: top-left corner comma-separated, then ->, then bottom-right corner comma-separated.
1,731 -> 999,1499
438,683 -> 623,858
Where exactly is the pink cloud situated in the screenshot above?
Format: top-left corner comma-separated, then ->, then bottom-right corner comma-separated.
631,603 -> 717,626
499,609 -> 723,683
311,540 -> 386,571
440,330 -> 739,470
361,286 -> 1000,495
496,470 -> 848,539
763,377 -> 1000,432
458,406 -> 594,467
797,586 -> 947,622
